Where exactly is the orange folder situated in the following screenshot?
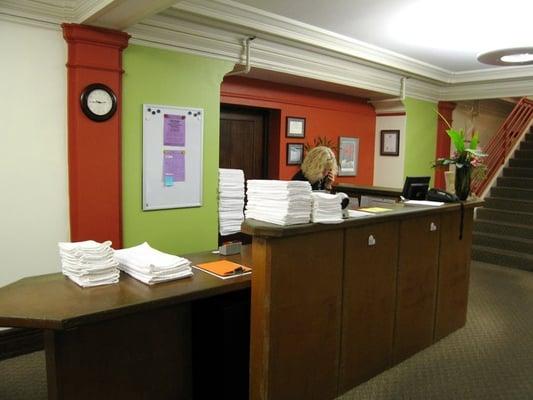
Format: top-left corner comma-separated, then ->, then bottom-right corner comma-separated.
196,260 -> 251,278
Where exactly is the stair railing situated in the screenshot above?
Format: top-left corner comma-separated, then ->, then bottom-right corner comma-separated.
471,97 -> 533,196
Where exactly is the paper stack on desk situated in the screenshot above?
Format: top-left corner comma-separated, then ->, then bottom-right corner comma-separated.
245,180 -> 312,225
311,192 -> 344,223
114,242 -> 193,285
218,168 -> 245,236
58,240 -> 120,287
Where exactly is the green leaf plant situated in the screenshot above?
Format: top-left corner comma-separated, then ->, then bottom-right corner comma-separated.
433,111 -> 487,172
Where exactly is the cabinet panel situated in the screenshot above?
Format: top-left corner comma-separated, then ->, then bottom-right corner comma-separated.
393,215 -> 440,364
250,230 -> 343,400
435,209 -> 473,340
339,221 -> 399,392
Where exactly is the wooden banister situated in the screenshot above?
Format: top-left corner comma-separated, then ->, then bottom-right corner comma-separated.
471,97 -> 533,196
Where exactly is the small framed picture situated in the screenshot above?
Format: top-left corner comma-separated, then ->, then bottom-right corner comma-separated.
338,137 -> 359,176
286,117 -> 306,138
380,130 -> 400,156
286,143 -> 304,165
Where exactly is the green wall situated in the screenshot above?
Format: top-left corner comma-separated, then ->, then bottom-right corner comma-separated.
404,97 -> 438,185
122,45 -> 233,254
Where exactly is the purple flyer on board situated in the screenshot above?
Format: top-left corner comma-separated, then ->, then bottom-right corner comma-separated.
163,114 -> 186,146
163,150 -> 185,183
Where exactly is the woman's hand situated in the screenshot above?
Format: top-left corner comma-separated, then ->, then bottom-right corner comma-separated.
324,171 -> 335,190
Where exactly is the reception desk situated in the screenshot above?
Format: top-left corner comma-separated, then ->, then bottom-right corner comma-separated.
0,200 -> 481,400
242,200 -> 481,399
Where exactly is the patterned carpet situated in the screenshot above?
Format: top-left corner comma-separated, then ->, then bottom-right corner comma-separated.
1,261 -> 532,400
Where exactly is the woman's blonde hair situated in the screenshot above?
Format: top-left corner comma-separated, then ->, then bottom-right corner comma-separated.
301,146 -> 338,183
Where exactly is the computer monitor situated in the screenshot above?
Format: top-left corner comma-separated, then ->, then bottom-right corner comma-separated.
401,176 -> 430,200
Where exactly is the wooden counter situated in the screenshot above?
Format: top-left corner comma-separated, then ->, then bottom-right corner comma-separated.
0,201 -> 482,400
243,200 -> 482,399
0,248 -> 252,400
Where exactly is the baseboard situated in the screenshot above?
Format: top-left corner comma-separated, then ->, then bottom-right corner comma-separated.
0,328 -> 43,361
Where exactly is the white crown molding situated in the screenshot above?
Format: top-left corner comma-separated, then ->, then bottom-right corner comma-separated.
168,0 -> 454,84
0,10 -> 62,29
0,1 -> 71,24
73,0 -> 113,24
440,79 -> 533,101
131,13 -> 444,101
451,65 -> 533,84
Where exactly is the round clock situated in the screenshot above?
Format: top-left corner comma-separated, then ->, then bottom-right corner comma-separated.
80,83 -> 117,122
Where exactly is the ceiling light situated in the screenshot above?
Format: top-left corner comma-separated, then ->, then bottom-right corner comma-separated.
478,47 -> 533,66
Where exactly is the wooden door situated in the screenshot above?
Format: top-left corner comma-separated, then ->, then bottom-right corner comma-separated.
220,107 -> 267,179
339,221 -> 399,392
393,214 -> 441,364
250,231 -> 344,400
434,209 -> 473,340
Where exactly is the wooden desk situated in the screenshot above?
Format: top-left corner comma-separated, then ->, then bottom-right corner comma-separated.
0,248 -> 252,400
243,200 -> 482,399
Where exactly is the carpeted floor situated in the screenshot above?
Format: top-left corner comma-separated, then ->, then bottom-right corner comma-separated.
1,261 -> 532,400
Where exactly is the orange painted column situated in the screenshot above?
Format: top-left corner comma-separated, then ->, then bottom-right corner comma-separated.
62,24 -> 130,247
435,101 -> 456,189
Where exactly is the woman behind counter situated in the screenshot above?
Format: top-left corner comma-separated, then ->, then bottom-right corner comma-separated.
292,146 -> 338,191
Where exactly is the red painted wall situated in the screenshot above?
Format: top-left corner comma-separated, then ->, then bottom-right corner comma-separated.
221,77 -> 376,185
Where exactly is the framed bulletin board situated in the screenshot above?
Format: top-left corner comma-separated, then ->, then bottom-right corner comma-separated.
142,104 -> 204,210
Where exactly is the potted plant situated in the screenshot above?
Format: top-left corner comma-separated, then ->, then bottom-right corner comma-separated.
434,115 -> 486,200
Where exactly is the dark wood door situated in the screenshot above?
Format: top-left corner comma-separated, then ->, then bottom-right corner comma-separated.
339,221 -> 399,392
434,209 -> 473,341
393,215 -> 441,364
220,107 -> 267,179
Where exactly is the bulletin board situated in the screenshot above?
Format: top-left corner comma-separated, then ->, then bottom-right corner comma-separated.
142,104 -> 204,210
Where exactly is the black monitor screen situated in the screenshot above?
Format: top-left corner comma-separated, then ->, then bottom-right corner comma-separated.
402,176 -> 430,200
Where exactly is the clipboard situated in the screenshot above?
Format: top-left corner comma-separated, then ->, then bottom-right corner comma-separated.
194,260 -> 251,280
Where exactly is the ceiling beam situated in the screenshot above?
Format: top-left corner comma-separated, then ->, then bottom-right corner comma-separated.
77,0 -> 181,31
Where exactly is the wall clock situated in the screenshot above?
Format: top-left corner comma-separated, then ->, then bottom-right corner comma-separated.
80,83 -> 117,122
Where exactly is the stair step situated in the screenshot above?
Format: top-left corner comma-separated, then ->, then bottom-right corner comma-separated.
514,149 -> 533,159
491,186 -> 533,200
473,232 -> 533,255
526,133 -> 533,141
496,176 -> 533,189
484,196 -> 533,213
472,245 -> 533,272
503,167 -> 533,178
474,219 -> 533,239
509,158 -> 533,168
476,208 -> 533,225
520,141 -> 533,150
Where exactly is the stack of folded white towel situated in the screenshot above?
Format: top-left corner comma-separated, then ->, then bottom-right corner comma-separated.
114,242 -> 193,285
245,180 -> 312,225
59,240 -> 120,287
311,192 -> 345,223
218,169 -> 245,235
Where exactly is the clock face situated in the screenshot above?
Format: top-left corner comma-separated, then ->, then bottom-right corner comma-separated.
80,83 -> 117,122
87,89 -> 113,116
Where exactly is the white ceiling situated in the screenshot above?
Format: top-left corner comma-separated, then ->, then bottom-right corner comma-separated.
229,0 -> 533,72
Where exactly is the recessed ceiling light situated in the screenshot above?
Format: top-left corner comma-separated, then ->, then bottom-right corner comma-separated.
478,47 -> 533,66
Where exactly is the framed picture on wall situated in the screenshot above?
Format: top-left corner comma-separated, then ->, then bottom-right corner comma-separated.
286,143 -> 304,165
286,117 -> 306,138
380,130 -> 400,156
338,137 -> 359,176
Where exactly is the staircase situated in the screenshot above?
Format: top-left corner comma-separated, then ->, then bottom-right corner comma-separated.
472,127 -> 533,271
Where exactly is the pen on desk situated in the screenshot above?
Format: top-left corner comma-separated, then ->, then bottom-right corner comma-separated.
224,266 -> 245,276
